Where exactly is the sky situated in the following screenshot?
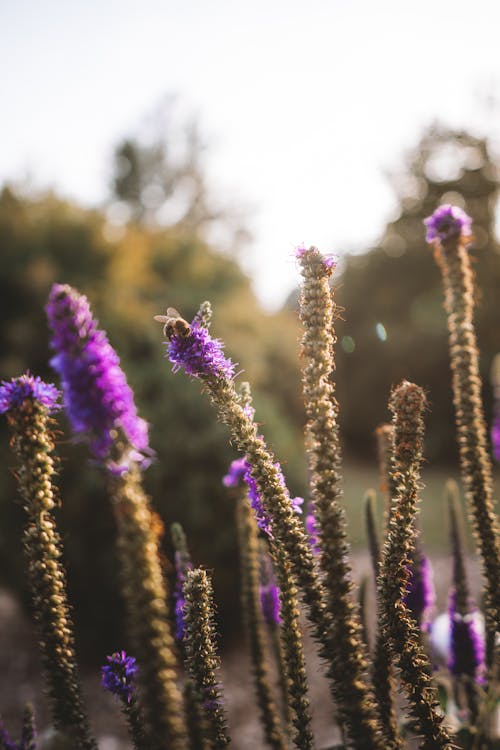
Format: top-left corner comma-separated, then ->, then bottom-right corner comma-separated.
2,0 -> 500,309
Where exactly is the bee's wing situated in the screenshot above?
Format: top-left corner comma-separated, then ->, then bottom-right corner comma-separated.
166,307 -> 181,318
154,315 -> 168,323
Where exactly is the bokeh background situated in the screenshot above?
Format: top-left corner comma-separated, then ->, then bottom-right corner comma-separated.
1,2 -> 500,744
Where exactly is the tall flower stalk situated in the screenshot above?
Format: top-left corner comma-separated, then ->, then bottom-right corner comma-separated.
425,205 -> 500,631
47,284 -> 184,750
223,426 -> 313,745
157,302 -> 388,749
183,568 -> 231,749
297,244 -> 388,748
378,381 -> 452,750
0,375 -> 96,750
235,498 -> 287,750
446,480 -> 486,725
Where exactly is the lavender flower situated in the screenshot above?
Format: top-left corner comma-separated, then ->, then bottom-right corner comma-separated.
223,457 -> 302,536
166,320 -> 236,380
493,416 -> 500,462
222,457 -> 247,487
295,243 -> 336,272
101,651 -> 138,704
449,596 -> 485,683
424,204 -> 472,244
403,551 -> 436,628
0,374 -> 60,415
46,284 -> 151,473
173,550 -> 193,642
259,583 -> 282,627
305,510 -> 320,555
0,719 -> 15,750
259,556 -> 282,626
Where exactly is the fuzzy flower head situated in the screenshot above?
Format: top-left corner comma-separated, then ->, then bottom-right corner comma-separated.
165,319 -> 236,380
295,244 -> 337,273
0,374 -> 60,415
101,651 -> 138,704
46,284 -> 151,473
403,552 -> 436,628
424,204 -> 472,244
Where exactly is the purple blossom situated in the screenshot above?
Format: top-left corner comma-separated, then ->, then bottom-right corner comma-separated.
403,551 -> 436,628
167,321 -> 236,380
222,457 -> 301,536
492,413 -> 500,462
322,254 -> 337,270
0,719 -> 16,750
448,594 -> 485,682
222,457 -> 247,487
46,284 -> 152,472
424,204 -> 472,244
243,467 -> 270,535
295,243 -> 308,258
0,374 -> 60,415
259,555 -> 281,626
295,243 -> 336,271
101,651 -> 138,704
173,551 -> 193,642
305,510 -> 321,555
259,583 -> 282,626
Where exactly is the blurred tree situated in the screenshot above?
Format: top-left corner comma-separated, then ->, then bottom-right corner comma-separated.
333,125 -> 500,461
0,181 -> 304,660
109,98 -> 251,252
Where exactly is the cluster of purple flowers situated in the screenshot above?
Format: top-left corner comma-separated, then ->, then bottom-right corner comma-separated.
223,457 -> 303,536
167,321 -> 236,380
424,204 -> 472,244
101,651 -> 138,704
46,284 -> 152,474
0,374 -> 60,415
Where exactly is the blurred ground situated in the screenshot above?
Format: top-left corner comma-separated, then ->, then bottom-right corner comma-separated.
0,551 -> 483,750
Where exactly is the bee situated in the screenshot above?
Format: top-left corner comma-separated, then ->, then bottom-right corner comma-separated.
154,307 -> 191,338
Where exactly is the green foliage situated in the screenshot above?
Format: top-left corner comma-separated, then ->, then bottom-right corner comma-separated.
334,125 -> 500,461
0,186 -> 304,660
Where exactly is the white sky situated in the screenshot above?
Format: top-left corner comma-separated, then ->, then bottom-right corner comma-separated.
2,0 -> 500,309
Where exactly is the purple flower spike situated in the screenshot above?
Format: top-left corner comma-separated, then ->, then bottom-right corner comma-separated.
167,321 -> 236,380
0,373 -> 61,415
101,651 -> 138,704
46,284 -> 152,472
403,551 -> 435,628
424,204 -> 472,244
260,583 -> 282,626
448,595 -> 485,682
